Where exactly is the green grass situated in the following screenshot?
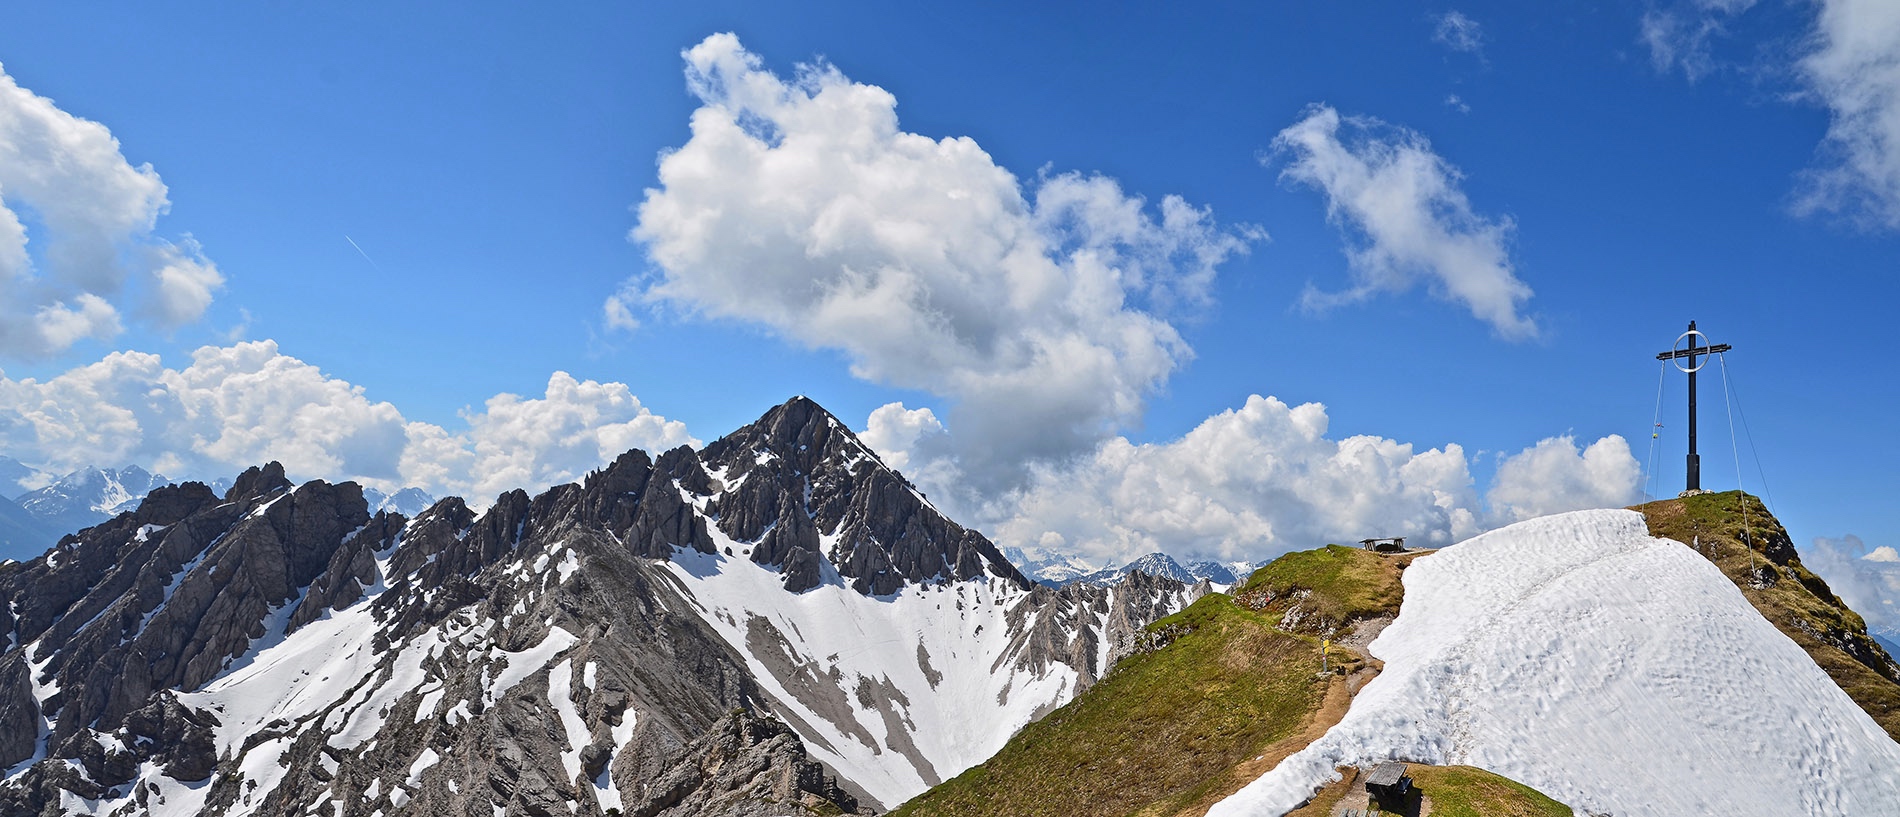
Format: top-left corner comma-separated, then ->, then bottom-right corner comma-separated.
888,593 -> 1326,817
890,544 -> 1428,817
1234,544 -> 1411,635
1637,491 -> 1900,741
1408,765 -> 1571,817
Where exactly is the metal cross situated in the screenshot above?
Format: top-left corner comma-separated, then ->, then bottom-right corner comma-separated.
1654,320 -> 1731,494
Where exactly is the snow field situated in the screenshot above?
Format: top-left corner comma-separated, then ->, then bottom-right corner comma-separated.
549,658 -> 589,784
665,527 -> 1080,809
596,706 -> 637,813
1209,509 -> 1900,817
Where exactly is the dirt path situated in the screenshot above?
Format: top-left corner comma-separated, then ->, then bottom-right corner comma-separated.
1167,554 -> 1427,817
1150,662 -> 1377,817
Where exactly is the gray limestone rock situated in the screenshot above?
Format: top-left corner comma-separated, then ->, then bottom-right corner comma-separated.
120,692 -> 221,782
700,396 -> 1030,595
625,709 -> 869,817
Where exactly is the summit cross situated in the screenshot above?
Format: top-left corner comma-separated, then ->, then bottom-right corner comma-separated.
1655,320 -> 1732,494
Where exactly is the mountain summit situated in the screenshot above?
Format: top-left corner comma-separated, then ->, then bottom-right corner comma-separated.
696,395 -> 1029,595
0,396 -> 1198,816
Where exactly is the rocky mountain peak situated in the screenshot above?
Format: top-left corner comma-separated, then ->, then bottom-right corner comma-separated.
700,395 -> 868,478
700,396 -> 1030,595
224,461 -> 292,503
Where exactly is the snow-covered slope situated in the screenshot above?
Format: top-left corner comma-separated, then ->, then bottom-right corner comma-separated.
1209,509 -> 1900,817
667,542 -> 1189,807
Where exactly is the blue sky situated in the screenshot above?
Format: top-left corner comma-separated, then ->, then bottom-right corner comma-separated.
1,2 -> 1897,601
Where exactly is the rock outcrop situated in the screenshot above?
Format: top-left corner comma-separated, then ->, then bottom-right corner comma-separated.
701,396 -> 1029,595
628,709 -> 870,817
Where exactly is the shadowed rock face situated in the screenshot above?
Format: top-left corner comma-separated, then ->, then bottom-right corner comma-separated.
0,464 -> 385,769
0,397 -> 1195,817
702,396 -> 1031,595
627,709 -> 871,817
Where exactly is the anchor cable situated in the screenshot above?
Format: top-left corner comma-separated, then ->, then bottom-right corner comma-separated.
1719,352 -> 1777,516
1718,352 -> 1757,580
1646,359 -> 1667,502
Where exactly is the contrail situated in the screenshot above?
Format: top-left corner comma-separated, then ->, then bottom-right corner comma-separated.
344,235 -> 381,270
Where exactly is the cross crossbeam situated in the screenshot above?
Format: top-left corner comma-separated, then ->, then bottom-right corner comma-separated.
1653,321 -> 1732,494
1656,343 -> 1731,361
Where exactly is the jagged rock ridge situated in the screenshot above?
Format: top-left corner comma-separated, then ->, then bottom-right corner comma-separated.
0,396 -> 1197,816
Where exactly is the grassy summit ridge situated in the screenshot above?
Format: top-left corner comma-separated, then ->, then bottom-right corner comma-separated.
892,545 -> 1567,816
1232,543 -> 1408,637
1636,491 -> 1900,740
888,594 -> 1324,817
1405,765 -> 1571,817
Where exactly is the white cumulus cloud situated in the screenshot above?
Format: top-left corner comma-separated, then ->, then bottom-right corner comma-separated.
624,33 -> 1259,490
0,62 -> 223,358
867,395 -> 1641,566
988,395 -> 1481,564
1272,104 -> 1537,339
1794,0 -> 1900,230
0,341 -> 695,501
1485,434 -> 1643,523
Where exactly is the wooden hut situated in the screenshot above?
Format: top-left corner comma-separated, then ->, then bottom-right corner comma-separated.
1360,537 -> 1406,553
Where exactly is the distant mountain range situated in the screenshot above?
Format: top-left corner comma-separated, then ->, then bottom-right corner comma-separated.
0,457 -> 35,499
0,458 -> 435,561
0,464 -> 168,559
1010,548 -> 1255,588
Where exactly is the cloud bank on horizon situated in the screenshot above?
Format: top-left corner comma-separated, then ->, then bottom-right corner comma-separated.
1803,534 -> 1900,645
0,341 -> 695,502
0,337 -> 1637,563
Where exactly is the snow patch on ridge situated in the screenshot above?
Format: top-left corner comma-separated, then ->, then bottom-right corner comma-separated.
1209,509 -> 1900,817
549,658 -> 588,785
664,534 -> 1075,809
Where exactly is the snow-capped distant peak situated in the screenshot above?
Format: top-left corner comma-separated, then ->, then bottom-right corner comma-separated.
1006,548 -> 1106,587
1023,552 -> 1256,588
16,465 -> 170,536
1183,559 -> 1256,586
1121,553 -> 1194,583
0,456 -> 36,502
363,486 -> 437,517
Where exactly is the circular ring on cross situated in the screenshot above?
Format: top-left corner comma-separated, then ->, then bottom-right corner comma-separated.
1671,329 -> 1711,373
